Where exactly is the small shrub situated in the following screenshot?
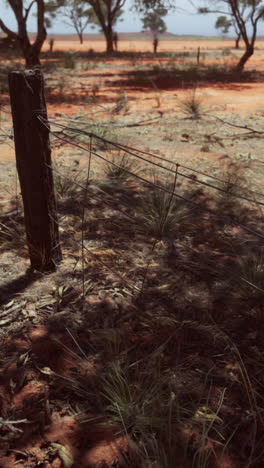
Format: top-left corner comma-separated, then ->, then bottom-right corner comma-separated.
215,160 -> 249,210
82,123 -> 118,150
103,151 -> 141,184
137,173 -> 192,238
180,87 -> 203,119
56,119 -> 118,150
222,48 -> 232,56
82,60 -> 98,71
98,361 -> 183,444
53,161 -> 83,200
64,52 -> 78,69
207,64 -> 221,73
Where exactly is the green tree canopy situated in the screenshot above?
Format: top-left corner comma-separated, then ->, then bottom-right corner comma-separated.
215,15 -> 232,34
141,7 -> 167,39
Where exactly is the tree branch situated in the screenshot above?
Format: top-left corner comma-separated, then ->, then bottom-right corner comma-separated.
199,112 -> 264,135
24,0 -> 36,22
0,19 -> 18,40
34,0 -> 47,51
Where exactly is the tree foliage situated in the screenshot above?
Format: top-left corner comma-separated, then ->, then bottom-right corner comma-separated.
59,0 -> 94,43
215,15 -> 232,33
85,0 -> 125,53
141,7 -> 167,38
215,14 -> 242,48
199,0 -> 264,71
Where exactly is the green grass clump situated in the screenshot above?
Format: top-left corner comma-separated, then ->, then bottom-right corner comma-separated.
137,174 -> 192,238
99,362 -> 184,456
53,162 -> 83,200
103,152 -> 141,184
180,88 -> 203,120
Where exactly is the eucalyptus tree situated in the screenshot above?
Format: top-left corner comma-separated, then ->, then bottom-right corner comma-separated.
141,7 -> 167,52
199,0 -> 264,71
215,15 -> 242,48
0,0 -> 61,66
86,0 -> 124,53
60,0 -> 93,43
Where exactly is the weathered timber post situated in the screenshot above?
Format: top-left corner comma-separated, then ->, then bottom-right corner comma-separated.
8,69 -> 62,272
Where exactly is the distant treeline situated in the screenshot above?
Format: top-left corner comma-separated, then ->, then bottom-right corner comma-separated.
23,32 -> 242,42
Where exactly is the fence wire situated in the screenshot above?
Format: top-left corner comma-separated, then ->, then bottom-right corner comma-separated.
2,109 -> 264,297
36,115 -> 264,296
38,115 -> 264,243
43,117 -> 264,201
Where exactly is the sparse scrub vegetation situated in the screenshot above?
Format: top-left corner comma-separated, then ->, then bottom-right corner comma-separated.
53,160 -> 83,200
0,213 -> 26,254
104,151 -> 141,184
137,173 -> 193,238
1,35 -> 264,468
180,87 -> 204,119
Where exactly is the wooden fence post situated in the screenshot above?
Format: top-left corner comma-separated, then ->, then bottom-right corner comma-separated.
8,69 -> 62,272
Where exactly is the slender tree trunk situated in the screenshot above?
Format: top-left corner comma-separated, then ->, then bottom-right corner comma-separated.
105,26 -> 114,54
153,39 -> 158,53
234,45 -> 254,72
19,27 -> 46,66
235,33 -> 241,49
78,32 -> 83,44
49,38 -> 54,53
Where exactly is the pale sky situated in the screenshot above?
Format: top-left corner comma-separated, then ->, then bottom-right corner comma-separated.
2,0 -> 264,37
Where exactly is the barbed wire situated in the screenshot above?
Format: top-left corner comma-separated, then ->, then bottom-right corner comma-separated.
51,173 -> 237,297
43,116 -> 264,198
40,117 -> 264,205
50,165 -> 138,226
54,183 -> 264,299
38,115 -> 264,241
39,116 -> 206,208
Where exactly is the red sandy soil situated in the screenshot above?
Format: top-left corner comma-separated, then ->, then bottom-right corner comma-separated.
42,37 -> 264,54
1,39 -> 264,468
0,326 -> 128,468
